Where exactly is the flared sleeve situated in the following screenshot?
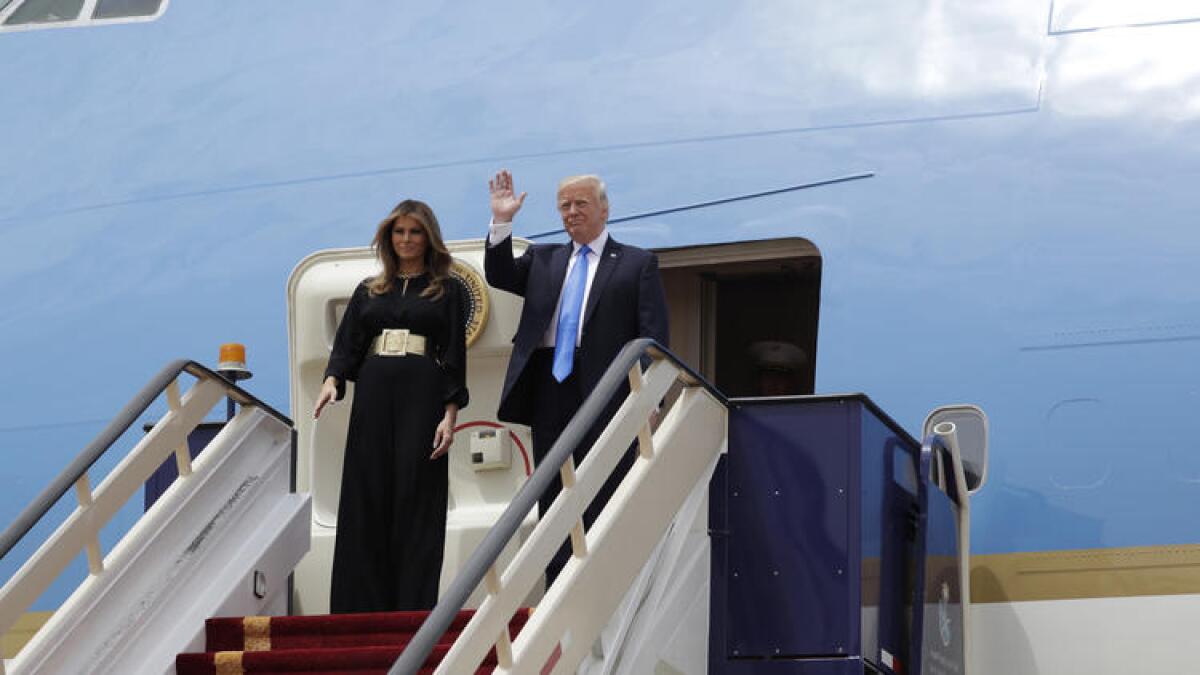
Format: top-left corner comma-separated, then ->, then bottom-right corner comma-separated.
323,281 -> 371,400
439,278 -> 470,410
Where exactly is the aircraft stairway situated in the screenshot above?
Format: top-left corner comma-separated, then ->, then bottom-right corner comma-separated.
0,361 -> 310,675
380,339 -> 976,675
380,339 -> 726,675
1,342 -> 976,675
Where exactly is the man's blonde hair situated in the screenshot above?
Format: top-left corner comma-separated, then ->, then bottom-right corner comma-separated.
557,175 -> 608,205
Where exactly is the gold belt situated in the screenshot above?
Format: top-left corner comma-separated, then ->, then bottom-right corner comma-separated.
369,329 -> 429,356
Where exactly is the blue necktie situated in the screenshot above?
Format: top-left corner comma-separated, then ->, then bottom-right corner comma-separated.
553,244 -> 591,382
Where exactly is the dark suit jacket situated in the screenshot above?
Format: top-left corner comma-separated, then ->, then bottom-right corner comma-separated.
484,233 -> 669,426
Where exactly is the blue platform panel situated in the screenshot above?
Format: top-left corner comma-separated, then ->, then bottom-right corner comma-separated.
710,394 -> 926,674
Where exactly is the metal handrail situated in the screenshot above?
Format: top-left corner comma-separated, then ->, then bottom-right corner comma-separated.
911,434 -> 939,675
921,433 -> 948,486
389,338 -> 724,675
0,359 -> 291,563
922,431 -> 964,505
916,431 -> 973,675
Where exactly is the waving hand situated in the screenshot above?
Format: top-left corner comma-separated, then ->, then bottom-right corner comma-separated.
489,169 -> 527,223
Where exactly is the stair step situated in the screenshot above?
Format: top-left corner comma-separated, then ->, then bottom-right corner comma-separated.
206,608 -> 529,651
176,643 -> 496,674
179,608 -> 532,673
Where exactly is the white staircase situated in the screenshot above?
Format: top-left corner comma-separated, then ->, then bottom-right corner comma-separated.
393,341 -> 728,675
0,364 -> 309,675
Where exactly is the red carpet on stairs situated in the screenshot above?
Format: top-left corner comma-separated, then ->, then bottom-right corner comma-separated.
176,608 -> 530,675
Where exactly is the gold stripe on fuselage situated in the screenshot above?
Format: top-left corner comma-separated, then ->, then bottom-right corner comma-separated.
972,544 -> 1200,603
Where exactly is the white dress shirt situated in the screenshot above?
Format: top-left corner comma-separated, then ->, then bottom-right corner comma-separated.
488,221 -> 608,348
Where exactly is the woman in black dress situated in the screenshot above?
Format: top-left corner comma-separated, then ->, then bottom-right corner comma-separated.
313,199 -> 469,613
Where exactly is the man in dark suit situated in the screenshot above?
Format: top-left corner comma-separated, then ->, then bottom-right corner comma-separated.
484,169 -> 669,582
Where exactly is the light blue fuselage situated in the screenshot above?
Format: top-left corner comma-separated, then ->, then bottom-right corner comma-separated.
1,1 -> 1198,607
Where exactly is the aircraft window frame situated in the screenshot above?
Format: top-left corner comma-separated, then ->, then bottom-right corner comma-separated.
0,0 -> 166,32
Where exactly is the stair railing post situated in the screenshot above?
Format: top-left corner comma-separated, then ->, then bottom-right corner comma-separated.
627,363 -> 655,459
560,459 -> 589,558
165,379 -> 193,478
72,473 -> 104,576
482,566 -> 515,667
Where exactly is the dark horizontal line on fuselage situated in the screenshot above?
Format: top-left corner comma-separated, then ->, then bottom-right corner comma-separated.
0,104 -> 1040,226
0,417 -> 114,434
529,172 -> 876,239
1019,334 -> 1200,351
1050,16 -> 1200,36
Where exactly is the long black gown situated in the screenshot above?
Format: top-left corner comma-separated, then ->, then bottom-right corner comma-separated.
323,274 -> 469,613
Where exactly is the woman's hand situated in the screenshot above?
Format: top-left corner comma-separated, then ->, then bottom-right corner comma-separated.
431,405 -> 458,459
313,376 -> 338,419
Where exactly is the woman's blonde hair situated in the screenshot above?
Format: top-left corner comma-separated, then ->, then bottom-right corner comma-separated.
367,199 -> 452,300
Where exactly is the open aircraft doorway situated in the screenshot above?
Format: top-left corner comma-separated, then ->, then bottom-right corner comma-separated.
655,238 -> 821,397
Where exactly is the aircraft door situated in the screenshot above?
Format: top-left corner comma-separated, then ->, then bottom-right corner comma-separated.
655,238 -> 821,396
